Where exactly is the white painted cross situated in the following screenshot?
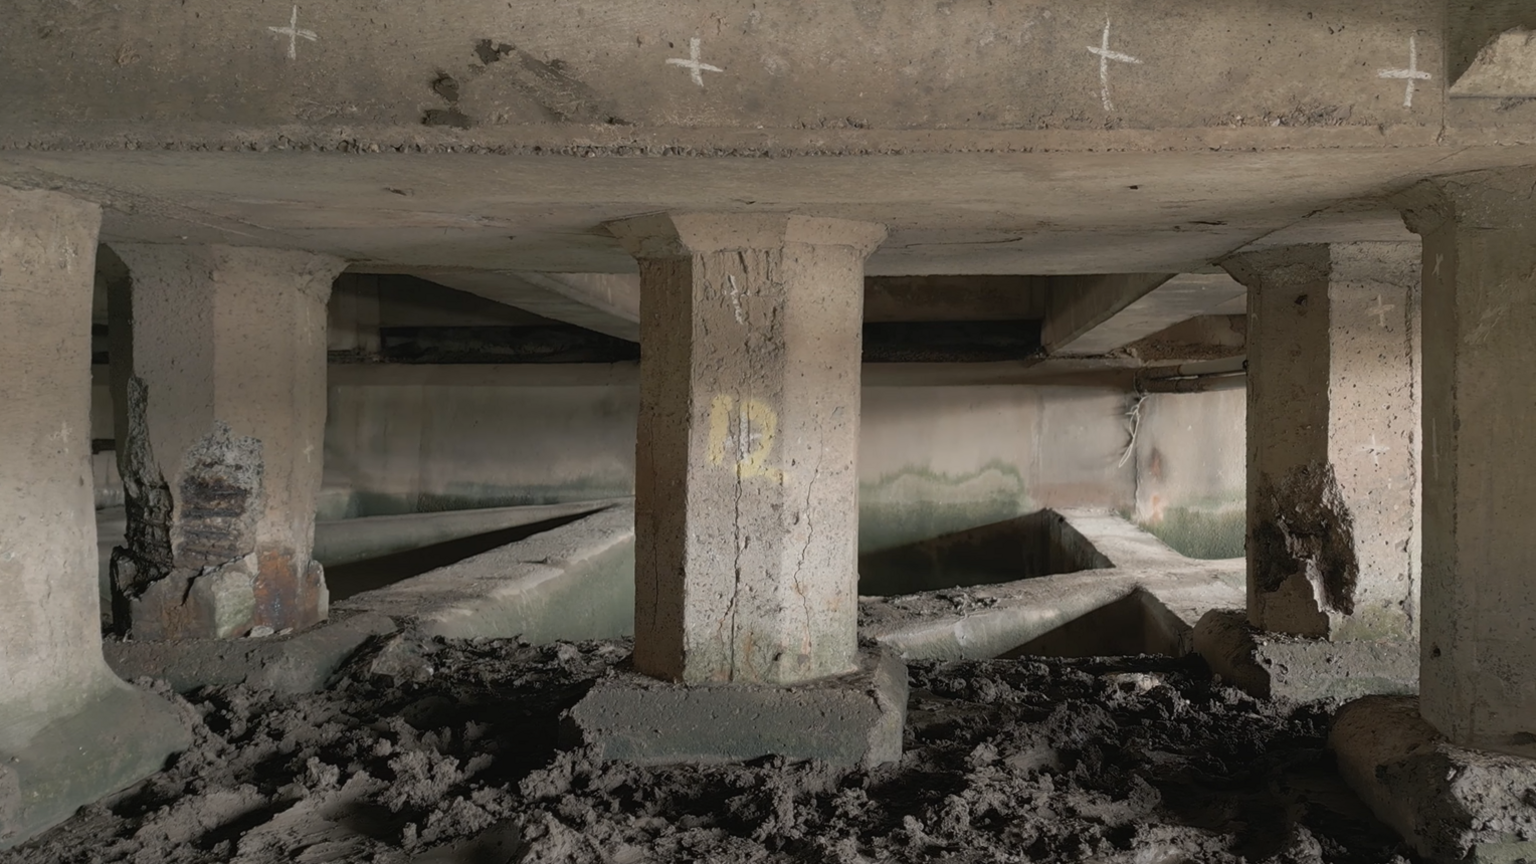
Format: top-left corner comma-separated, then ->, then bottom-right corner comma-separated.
267,5 -> 318,61
1378,35 -> 1431,108
666,37 -> 724,87
1086,19 -> 1142,113
1362,434 -> 1390,467
1368,294 -> 1396,328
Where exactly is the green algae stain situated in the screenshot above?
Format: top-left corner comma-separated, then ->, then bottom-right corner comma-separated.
1138,506 -> 1246,560
858,460 -> 1028,554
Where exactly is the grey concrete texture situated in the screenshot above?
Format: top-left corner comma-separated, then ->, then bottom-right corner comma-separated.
1194,610 -> 1416,703
107,243 -> 347,639
0,1 -> 1448,132
1221,242 -> 1421,641
1332,695 -> 1536,863
102,611 -> 396,695
1041,273 -> 1174,355
1400,167 -> 1536,756
612,213 -> 885,686
1069,273 -> 1247,356
565,650 -> 907,769
0,185 -> 187,849
863,510 -> 1244,662
1133,387 -> 1246,560
337,503 -> 636,643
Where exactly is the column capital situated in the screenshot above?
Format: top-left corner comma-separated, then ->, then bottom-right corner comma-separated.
1398,167 -> 1536,236
108,243 -> 347,303
605,212 -> 886,259
1221,242 -> 1420,292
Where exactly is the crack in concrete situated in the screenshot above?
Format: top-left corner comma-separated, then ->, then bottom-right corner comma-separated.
791,444 -> 823,664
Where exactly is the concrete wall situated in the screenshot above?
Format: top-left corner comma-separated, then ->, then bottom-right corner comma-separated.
320,365 -> 637,519
94,361 -> 1240,556
1133,387 -> 1246,559
859,385 -> 1134,553
319,366 -> 1137,551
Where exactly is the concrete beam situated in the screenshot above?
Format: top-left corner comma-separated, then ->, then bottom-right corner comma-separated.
1041,273 -> 1175,355
1051,273 -> 1246,356
415,270 -> 640,342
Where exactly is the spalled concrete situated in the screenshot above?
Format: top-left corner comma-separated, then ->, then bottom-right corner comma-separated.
104,611 -> 396,695
612,213 -> 885,686
1194,610 -> 1416,703
1221,242 -> 1421,642
0,185 -> 187,849
107,244 -> 347,639
566,651 -> 907,769
1332,696 -> 1536,863
1401,168 -> 1536,757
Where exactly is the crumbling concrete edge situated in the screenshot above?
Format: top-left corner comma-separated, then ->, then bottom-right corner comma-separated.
1194,609 -> 1417,702
1332,695 -> 1536,863
103,610 -> 396,695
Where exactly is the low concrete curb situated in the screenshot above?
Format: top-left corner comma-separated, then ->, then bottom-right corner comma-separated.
1194,609 -> 1416,702
565,652 -> 908,769
337,502 -> 635,642
104,611 -> 396,695
1332,696 -> 1536,863
0,679 -> 189,849
861,509 -> 1244,661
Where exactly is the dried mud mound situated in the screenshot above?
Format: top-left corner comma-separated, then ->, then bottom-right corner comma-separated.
3,638 -> 1415,864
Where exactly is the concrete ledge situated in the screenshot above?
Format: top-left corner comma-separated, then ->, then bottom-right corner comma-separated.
862,509 -> 1244,661
1,681 -> 189,849
103,610 -> 396,695
1332,696 -> 1536,863
338,502 -> 635,642
1194,609 -> 1417,702
565,652 -> 907,769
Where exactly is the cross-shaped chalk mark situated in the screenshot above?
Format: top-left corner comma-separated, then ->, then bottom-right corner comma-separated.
1378,35 -> 1431,108
1086,20 -> 1142,113
1362,435 -> 1390,467
268,5 -> 318,61
667,37 -> 724,87
1369,294 -> 1396,328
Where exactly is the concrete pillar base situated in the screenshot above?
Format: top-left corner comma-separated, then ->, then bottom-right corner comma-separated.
0,682 -> 188,850
1195,610 -> 1416,702
1332,696 -> 1536,863
565,651 -> 907,768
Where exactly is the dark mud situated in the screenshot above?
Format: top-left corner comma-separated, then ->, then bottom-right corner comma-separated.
2,637 -> 1414,863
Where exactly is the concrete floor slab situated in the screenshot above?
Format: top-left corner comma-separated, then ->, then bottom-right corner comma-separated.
1332,696 -> 1536,863
1194,609 -> 1417,702
565,651 -> 907,769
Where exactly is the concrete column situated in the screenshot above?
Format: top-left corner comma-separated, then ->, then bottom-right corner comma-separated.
1402,170 -> 1536,754
107,244 -> 346,640
1223,242 -> 1421,641
0,186 -> 186,847
608,213 -> 886,685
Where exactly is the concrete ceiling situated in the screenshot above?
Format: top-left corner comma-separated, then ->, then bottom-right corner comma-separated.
0,142 -> 1504,278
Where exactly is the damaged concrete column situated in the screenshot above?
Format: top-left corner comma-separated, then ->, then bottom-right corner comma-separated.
568,213 -> 905,767
1196,242 -> 1420,701
107,245 -> 346,640
0,186 -> 187,848
610,213 -> 885,685
1327,170 -> 1536,864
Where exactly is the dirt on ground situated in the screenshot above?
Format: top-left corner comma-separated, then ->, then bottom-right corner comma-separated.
2,635 -> 1415,863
